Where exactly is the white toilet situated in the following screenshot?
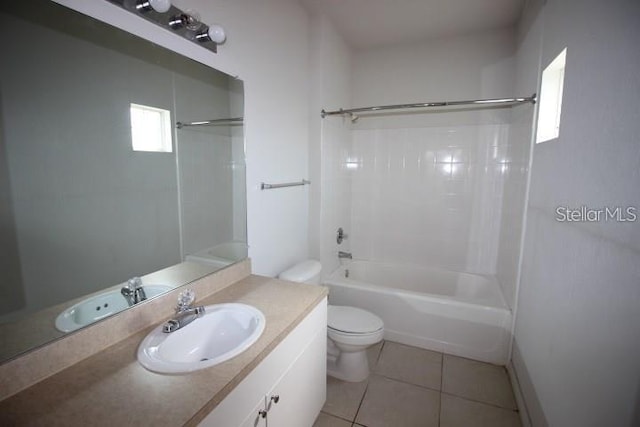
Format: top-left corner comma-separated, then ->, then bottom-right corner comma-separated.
279,260 -> 384,382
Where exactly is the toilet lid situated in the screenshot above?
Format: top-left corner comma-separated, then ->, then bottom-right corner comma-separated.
328,306 -> 383,334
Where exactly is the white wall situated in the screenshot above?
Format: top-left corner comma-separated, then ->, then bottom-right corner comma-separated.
348,29 -> 527,285
54,0 -> 312,277
308,13 -> 353,278
512,0 -> 640,425
352,28 -> 516,129
175,0 -> 311,276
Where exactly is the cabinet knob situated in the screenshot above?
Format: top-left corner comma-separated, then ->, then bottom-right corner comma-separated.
270,395 -> 280,404
258,409 -> 267,419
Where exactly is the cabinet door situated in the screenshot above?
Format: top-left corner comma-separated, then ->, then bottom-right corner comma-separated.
199,298 -> 327,427
266,329 -> 326,427
240,396 -> 267,427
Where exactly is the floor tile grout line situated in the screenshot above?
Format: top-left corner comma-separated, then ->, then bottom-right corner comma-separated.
373,340 -> 385,367
349,341 -> 382,427
371,346 -> 518,410
440,390 -> 520,412
352,377 -> 371,425
321,340 -> 520,427
440,352 -> 445,391
331,372 -> 519,423
372,371 -> 442,394
438,352 -> 444,427
372,341 -> 444,394
319,410 -> 356,424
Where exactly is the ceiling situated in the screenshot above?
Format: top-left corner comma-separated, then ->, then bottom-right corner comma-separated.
302,0 -> 525,49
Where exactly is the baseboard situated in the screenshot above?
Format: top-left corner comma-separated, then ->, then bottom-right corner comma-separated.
507,360 -> 532,427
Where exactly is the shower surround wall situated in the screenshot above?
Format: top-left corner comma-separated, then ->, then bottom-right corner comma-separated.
346,28 -> 529,309
175,72 -> 237,257
350,124 -> 510,275
308,13 -> 353,278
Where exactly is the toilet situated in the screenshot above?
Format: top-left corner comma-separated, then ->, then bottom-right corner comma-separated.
279,260 -> 384,382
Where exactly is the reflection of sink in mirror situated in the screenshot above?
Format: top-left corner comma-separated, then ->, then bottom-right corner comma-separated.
137,303 -> 265,374
185,241 -> 249,268
55,285 -> 172,333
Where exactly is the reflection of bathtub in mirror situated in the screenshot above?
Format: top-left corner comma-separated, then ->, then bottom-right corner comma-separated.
55,284 -> 173,333
185,242 -> 249,268
0,261 -> 218,363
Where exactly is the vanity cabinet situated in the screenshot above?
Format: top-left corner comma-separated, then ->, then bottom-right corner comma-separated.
199,298 -> 327,427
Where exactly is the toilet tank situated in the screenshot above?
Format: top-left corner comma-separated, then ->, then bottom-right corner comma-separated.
279,260 -> 322,284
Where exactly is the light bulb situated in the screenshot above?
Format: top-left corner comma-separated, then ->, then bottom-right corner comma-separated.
207,24 -> 226,44
196,24 -> 226,44
136,0 -> 171,13
184,9 -> 202,31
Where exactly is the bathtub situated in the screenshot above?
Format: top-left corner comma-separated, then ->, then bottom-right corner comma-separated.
184,241 -> 248,269
324,261 -> 512,364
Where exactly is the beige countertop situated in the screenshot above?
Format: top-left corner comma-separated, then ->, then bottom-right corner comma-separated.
0,275 -> 328,427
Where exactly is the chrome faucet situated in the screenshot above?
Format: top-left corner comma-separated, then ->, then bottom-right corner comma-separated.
163,289 -> 205,333
121,277 -> 147,306
338,251 -> 352,260
336,227 -> 348,244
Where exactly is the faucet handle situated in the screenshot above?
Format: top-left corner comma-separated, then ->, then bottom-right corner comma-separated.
177,289 -> 195,311
337,227 -> 348,244
127,277 -> 142,289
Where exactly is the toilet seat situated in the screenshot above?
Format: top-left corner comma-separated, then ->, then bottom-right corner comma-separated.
327,325 -> 384,348
328,305 -> 384,335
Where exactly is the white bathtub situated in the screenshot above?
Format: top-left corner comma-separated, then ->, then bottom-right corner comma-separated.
324,261 -> 512,364
184,241 -> 248,269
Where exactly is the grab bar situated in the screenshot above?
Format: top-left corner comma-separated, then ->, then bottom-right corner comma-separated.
260,179 -> 310,190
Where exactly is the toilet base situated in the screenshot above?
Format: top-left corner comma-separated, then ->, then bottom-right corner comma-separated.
326,339 -> 372,382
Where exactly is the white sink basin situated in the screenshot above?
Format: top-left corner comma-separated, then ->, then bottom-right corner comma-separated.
137,303 -> 266,374
55,284 -> 172,332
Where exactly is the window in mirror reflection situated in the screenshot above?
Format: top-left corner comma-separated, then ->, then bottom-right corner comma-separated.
130,103 -> 173,152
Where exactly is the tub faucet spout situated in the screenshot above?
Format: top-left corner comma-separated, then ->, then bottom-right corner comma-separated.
121,277 -> 146,306
338,251 -> 352,260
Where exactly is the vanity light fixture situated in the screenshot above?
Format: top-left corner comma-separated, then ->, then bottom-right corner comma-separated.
105,0 -> 225,53
135,0 -> 171,13
168,13 -> 195,30
169,9 -> 203,30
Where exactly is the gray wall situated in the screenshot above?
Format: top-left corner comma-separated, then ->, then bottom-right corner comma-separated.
0,7 -> 235,315
512,0 -> 640,426
0,90 -> 25,315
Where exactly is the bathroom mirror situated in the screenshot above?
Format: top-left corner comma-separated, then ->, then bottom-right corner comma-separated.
0,0 -> 247,363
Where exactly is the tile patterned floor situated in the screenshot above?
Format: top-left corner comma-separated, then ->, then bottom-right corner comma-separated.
314,341 -> 522,427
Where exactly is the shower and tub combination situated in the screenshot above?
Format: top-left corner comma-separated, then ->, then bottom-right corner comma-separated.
319,94 -> 536,365
325,260 -> 511,364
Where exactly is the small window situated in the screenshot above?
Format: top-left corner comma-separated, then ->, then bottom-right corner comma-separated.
130,103 -> 173,152
536,48 -> 567,143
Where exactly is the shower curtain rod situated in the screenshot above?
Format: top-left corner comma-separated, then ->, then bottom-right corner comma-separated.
176,117 -> 244,129
321,94 -> 536,118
